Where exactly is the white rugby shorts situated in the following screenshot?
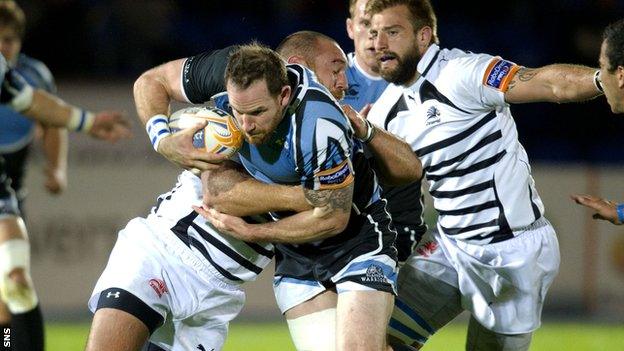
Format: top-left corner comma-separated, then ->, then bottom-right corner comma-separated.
400,217 -> 560,334
88,217 -> 245,351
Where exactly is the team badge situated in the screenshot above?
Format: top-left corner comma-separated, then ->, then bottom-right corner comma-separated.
425,106 -> 441,126
483,58 -> 520,92
361,264 -> 387,283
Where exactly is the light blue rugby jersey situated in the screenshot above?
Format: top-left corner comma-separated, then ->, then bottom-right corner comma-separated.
214,64 -> 383,214
0,54 -> 56,153
342,52 -> 388,111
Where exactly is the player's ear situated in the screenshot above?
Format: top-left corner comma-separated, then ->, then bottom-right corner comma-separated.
617,65 -> 624,89
279,85 -> 291,107
416,26 -> 432,51
346,18 -> 355,40
287,55 -> 306,66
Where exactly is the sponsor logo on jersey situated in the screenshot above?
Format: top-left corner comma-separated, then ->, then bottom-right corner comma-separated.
483,58 -> 519,92
361,264 -> 387,283
316,159 -> 354,190
415,241 -> 438,258
425,106 -> 441,126
149,278 -> 168,298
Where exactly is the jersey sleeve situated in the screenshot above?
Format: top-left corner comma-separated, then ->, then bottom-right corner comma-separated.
439,52 -> 520,110
181,45 -> 239,104
295,101 -> 355,191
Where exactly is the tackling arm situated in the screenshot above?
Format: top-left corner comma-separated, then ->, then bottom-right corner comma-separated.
201,161 -> 312,216
505,64 -> 603,104
343,104 -> 422,184
196,183 -> 354,243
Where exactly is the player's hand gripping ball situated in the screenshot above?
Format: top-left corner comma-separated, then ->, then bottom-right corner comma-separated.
169,106 -> 243,158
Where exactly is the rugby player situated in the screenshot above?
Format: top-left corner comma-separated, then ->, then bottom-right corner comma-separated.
0,48 -> 129,351
345,0 -> 426,263
363,0 -> 606,350
572,18 -> 624,226
91,37 -> 419,350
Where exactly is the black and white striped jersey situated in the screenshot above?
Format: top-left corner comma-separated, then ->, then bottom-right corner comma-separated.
147,171 -> 274,283
368,46 -> 544,245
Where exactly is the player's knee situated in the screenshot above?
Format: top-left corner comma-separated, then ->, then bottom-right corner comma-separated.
286,308 -> 336,351
466,319 -> 532,351
0,239 -> 38,314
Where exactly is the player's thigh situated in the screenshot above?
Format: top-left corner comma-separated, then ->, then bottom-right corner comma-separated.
284,290 -> 338,351
85,308 -> 149,351
336,290 -> 394,351
466,316 -> 532,351
389,262 -> 463,348
284,289 -> 337,320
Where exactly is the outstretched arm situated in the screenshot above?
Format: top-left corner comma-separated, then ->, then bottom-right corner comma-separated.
343,104 -> 422,185
505,64 -> 603,104
571,194 -> 623,225
1,70 -> 131,142
201,161 -> 312,216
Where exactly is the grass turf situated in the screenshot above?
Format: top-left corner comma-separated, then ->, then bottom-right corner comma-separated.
45,321 -> 624,350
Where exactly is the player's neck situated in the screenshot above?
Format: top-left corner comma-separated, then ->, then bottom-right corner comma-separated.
354,54 -> 380,78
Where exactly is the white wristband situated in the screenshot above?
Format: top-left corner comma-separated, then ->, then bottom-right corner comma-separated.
67,107 -> 95,132
593,70 -> 604,93
146,114 -> 171,152
10,84 -> 34,112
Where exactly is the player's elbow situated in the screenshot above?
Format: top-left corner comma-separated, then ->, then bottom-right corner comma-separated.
323,210 -> 351,235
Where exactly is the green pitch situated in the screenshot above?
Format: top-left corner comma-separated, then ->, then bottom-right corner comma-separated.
46,321 -> 624,350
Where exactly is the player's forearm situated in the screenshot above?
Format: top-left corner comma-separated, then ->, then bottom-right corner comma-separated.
202,164 -> 312,216
244,209 -> 350,243
134,59 -> 188,125
42,125 -> 68,172
506,64 -> 602,104
133,70 -> 172,125
366,127 -> 422,185
542,64 -> 602,103
23,89 -> 74,128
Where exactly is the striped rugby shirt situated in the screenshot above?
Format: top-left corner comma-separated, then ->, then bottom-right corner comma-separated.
368,45 -> 544,244
148,170 -> 274,283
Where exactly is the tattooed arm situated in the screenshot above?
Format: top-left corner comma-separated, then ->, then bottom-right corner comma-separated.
195,182 -> 354,243
201,161 -> 312,216
505,65 -> 602,104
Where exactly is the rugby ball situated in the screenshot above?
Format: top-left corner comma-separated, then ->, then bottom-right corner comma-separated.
169,106 -> 243,158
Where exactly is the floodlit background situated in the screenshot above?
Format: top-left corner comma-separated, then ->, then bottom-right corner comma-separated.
9,0 -> 624,349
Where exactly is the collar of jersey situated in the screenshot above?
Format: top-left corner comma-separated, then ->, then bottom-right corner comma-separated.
417,44 -> 441,76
